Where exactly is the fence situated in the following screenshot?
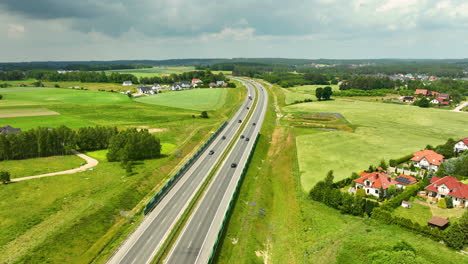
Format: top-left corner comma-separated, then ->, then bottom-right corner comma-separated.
207,134 -> 260,263
143,122 -> 228,215
387,167 -> 424,177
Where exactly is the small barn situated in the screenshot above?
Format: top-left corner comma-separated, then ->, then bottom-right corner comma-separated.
427,217 -> 449,230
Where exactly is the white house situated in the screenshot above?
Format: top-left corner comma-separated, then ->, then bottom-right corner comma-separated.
454,137 -> 468,153
152,83 -> 161,91
123,81 -> 133,86
401,201 -> 412,208
425,176 -> 468,207
410,150 -> 444,172
354,172 -> 395,198
171,82 -> 182,91
137,85 -> 156,95
216,81 -> 225,87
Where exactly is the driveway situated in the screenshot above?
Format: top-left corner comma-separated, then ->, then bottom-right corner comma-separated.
452,101 -> 468,112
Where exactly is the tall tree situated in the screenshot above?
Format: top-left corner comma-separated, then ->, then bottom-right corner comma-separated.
315,87 -> 323,101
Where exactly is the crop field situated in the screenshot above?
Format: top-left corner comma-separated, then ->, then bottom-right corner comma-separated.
1,80 -> 133,92
0,82 -> 245,263
135,88 -> 229,111
0,107 -> 59,118
0,155 -> 84,179
285,100 -> 468,191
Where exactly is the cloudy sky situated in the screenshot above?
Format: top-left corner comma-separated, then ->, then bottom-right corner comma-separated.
1,0 -> 468,62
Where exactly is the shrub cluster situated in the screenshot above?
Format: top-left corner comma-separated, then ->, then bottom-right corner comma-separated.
107,129 -> 161,162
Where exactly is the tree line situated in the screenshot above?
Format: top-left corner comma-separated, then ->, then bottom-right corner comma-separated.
107,129 -> 161,162
139,70 -> 227,85
262,72 -> 330,88
339,76 -> 395,90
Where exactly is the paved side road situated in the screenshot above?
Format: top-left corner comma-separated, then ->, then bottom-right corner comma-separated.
452,101 -> 468,112
9,150 -> 98,183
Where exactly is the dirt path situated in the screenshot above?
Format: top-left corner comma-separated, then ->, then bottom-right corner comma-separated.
452,101 -> 468,112
10,150 -> 98,183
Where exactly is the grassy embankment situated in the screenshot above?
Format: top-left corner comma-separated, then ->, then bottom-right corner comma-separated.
0,85 -> 245,263
217,82 -> 468,263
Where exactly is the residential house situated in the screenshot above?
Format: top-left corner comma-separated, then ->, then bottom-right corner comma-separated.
454,137 -> 468,153
437,93 -> 450,100
354,172 -> 395,198
152,83 -> 161,90
394,175 -> 418,189
222,82 -> 229,87
414,89 -> 429,97
430,97 -> 450,106
137,85 -> 156,95
425,176 -> 468,207
122,81 -> 133,86
181,81 -> 192,89
191,78 -> 203,85
410,149 -> 444,171
171,82 -> 182,91
216,81 -> 225,87
0,125 -> 21,134
427,217 -> 450,230
209,82 -> 217,88
400,96 -> 414,102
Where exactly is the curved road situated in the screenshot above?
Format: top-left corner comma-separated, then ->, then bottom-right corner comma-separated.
9,150 -> 98,183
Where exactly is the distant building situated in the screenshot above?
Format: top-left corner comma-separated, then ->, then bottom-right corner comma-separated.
137,85 -> 156,95
209,82 -> 217,88
401,201 -> 412,208
454,137 -> 468,153
152,83 -> 161,91
0,125 -> 21,134
216,81 -> 225,87
123,81 -> 133,86
191,78 -> 203,85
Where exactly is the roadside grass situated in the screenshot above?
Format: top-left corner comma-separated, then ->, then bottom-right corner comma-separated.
0,155 -> 84,179
0,82 -> 245,263
285,100 -> 468,190
302,201 -> 466,264
217,81 -> 304,263
135,88 -> 229,111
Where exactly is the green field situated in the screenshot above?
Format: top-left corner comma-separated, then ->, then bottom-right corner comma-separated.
0,82 -> 245,263
135,88 -> 229,111
0,155 -> 84,179
286,84 -> 340,94
285,100 -> 468,190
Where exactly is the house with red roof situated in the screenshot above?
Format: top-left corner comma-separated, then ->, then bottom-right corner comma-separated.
454,137 -> 468,153
430,97 -> 450,106
410,150 -> 444,172
414,89 -> 429,97
394,175 -> 418,189
354,172 -> 395,198
425,176 -> 468,207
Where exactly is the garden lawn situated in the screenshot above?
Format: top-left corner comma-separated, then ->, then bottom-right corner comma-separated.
393,201 -> 432,225
284,100 -> 468,191
0,155 -> 84,179
135,88 -> 229,111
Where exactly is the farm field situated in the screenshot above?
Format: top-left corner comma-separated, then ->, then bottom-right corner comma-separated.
135,88 -> 229,111
1,80 -> 133,92
0,82 -> 245,263
0,155 -> 84,179
285,100 -> 468,190
286,84 -> 340,94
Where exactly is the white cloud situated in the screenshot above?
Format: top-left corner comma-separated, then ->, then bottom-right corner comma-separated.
7,23 -> 25,38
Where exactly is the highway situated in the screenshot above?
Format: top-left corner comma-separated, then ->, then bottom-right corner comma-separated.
164,79 -> 268,264
107,81 -> 257,264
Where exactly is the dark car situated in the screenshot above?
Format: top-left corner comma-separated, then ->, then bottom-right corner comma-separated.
222,136 -> 226,140
209,150 -> 215,155
253,123 -> 256,126
246,106 -> 250,110
238,120 -> 242,123
231,163 -> 237,168
245,138 -> 250,141
240,135 -> 245,139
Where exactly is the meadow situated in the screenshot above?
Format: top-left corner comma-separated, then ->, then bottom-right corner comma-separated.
0,155 -> 84,179
218,82 -> 467,263
135,88 -> 229,111
0,83 -> 245,263
285,100 -> 468,190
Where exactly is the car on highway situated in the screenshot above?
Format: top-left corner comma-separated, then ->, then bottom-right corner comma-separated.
246,138 -> 250,141
231,163 -> 237,168
240,135 -> 245,139
253,122 -> 256,126
221,136 -> 226,140
238,120 -> 242,123
209,150 -> 215,155
246,106 -> 250,110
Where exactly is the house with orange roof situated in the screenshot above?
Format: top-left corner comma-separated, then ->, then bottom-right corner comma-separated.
414,89 -> 430,97
454,137 -> 468,153
410,150 -> 444,172
354,172 -> 396,198
425,176 -> 468,207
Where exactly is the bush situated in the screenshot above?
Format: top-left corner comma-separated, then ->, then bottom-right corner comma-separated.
200,111 -> 209,118
446,196 -> 453,208
0,95 -> 3,100
0,171 -> 10,184
437,198 -> 447,209
54,84 -> 60,88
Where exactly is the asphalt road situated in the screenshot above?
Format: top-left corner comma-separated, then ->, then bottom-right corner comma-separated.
164,78 -> 268,264
107,82 -> 256,264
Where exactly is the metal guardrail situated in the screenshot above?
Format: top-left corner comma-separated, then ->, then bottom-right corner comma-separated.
207,134 -> 260,263
143,121 -> 228,215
